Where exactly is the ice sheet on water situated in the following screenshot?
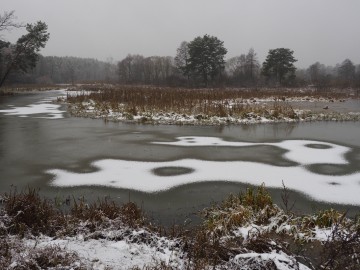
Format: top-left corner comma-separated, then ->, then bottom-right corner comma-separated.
153,137 -> 349,165
0,92 -> 66,119
0,103 -> 64,119
48,157 -> 360,205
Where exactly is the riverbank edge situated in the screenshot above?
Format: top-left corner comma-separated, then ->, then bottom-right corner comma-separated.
65,100 -> 360,126
1,185 -> 359,269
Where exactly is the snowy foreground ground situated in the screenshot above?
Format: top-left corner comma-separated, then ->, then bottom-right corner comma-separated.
14,227 -> 311,270
1,187 -> 359,269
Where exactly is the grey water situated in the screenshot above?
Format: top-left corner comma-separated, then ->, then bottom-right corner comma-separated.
0,91 -> 359,225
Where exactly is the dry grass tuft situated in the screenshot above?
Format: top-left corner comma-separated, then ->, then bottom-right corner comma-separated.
3,187 -> 62,237
1,185 -> 359,269
0,238 -> 82,269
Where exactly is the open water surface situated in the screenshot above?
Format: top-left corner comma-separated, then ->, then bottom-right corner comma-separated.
0,91 -> 359,225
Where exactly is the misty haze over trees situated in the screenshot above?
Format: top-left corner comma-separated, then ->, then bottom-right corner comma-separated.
3,46 -> 360,90
1,11 -> 360,90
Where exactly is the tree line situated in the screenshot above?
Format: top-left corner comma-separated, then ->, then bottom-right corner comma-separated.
1,11 -> 360,89
116,37 -> 360,89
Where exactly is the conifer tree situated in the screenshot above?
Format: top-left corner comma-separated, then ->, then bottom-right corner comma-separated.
262,48 -> 297,85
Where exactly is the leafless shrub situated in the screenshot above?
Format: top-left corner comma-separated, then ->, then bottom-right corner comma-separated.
281,180 -> 296,214
3,187 -> 63,236
317,214 -> 360,269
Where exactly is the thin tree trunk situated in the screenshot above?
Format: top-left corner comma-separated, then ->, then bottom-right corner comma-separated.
0,64 -> 13,88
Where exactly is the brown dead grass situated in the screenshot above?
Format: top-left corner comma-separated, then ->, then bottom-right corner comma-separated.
66,85 -> 350,119
1,186 -> 359,269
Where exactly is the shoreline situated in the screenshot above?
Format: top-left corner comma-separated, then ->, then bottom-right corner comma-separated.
65,99 -> 360,126
61,86 -> 360,125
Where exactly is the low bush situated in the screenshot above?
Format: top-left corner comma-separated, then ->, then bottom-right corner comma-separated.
3,187 -> 61,236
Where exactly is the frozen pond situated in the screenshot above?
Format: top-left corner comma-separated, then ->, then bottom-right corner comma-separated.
0,90 -> 360,224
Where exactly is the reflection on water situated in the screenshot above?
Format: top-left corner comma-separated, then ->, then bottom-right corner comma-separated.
232,122 -> 297,139
0,91 -> 360,224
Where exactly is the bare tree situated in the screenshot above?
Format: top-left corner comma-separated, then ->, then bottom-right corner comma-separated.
117,54 -> 145,84
174,41 -> 189,81
245,48 -> 260,84
0,11 -> 24,39
104,57 -> 116,82
225,54 -> 246,85
338,59 -> 355,87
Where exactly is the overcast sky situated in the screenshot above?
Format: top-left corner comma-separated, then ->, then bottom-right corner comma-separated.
2,0 -> 360,68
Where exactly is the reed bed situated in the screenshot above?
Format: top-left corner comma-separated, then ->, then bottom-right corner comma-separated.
65,86 -> 313,119
64,85 -> 360,125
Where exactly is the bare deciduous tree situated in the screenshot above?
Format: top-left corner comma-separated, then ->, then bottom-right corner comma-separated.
338,59 -> 356,87
245,48 -> 260,83
0,10 -> 24,39
174,41 -> 189,80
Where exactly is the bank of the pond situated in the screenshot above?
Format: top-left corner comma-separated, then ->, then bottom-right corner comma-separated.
1,186 -> 359,269
66,100 -> 360,125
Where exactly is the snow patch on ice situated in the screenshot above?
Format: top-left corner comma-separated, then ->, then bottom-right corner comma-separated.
0,103 -> 65,119
47,137 -> 359,205
0,91 -> 66,119
48,157 -> 360,205
153,137 -> 349,165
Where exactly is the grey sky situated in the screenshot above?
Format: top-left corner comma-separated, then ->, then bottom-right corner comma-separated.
2,0 -> 360,68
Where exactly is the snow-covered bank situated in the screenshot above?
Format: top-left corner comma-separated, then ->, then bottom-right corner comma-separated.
1,186 -> 358,269
22,229 -> 184,269
65,97 -> 360,126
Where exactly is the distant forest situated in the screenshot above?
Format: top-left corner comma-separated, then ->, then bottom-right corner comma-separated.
2,52 -> 359,90
1,11 -> 359,90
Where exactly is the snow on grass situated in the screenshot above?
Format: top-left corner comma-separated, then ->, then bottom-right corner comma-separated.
24,230 -> 184,270
229,250 -> 311,270
48,138 -> 358,205
65,90 -> 97,97
2,185 -> 358,269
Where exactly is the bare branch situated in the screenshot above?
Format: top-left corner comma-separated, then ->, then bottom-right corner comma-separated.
281,180 -> 296,214
0,10 -> 24,33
